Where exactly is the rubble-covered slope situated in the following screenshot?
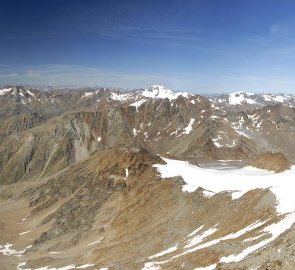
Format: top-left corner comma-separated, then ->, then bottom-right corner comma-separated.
1,149 -> 295,269
1,85 -> 295,270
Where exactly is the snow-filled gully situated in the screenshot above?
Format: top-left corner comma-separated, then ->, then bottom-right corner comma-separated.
142,158 -> 295,269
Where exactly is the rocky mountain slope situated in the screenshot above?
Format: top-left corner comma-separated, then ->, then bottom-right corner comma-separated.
0,85 -> 295,270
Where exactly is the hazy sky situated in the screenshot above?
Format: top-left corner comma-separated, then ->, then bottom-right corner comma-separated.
1,0 -> 295,93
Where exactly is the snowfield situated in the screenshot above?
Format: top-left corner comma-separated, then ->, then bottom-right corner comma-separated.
147,158 -> 295,268
154,158 -> 295,214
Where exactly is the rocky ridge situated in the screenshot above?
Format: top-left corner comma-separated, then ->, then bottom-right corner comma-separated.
0,85 -> 295,269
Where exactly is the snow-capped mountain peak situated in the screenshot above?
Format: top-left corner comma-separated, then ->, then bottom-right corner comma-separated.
140,84 -> 191,100
228,91 -> 257,105
261,93 -> 292,103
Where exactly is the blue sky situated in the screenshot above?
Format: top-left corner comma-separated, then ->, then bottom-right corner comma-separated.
1,0 -> 295,93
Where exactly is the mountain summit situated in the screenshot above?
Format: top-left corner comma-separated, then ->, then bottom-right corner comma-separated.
140,84 -> 191,100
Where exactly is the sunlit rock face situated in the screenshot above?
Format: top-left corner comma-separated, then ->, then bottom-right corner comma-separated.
0,85 -> 295,269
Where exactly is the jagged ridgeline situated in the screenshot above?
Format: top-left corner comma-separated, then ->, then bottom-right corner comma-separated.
0,85 -> 295,270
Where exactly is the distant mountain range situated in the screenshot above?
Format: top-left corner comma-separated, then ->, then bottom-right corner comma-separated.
0,84 -> 295,270
210,91 -> 295,110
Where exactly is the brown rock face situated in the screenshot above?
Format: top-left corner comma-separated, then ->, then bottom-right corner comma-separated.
250,152 -> 291,173
1,86 -> 295,269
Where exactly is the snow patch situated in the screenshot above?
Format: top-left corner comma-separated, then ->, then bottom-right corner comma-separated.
87,237 -> 104,246
228,92 -> 257,105
242,235 -> 264,243
82,92 -> 95,98
185,227 -> 218,249
76,264 -> 95,269
26,89 -> 36,99
183,118 -> 195,135
262,94 -> 291,103
188,225 -> 204,237
0,88 -> 12,96
220,213 -> 295,263
19,230 -> 31,236
148,245 -> 178,259
0,244 -> 32,256
141,260 -> 170,270
133,128 -> 139,136
110,92 -> 131,101
18,214 -> 30,224
129,99 -> 147,110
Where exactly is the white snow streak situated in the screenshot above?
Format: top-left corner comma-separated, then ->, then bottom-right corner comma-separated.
19,230 -> 31,236
185,227 -> 218,249
220,213 -> 295,263
183,118 -> 195,135
87,237 -> 104,246
148,245 -> 178,259
76,264 -> 95,269
129,99 -> 147,109
187,225 -> 204,237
